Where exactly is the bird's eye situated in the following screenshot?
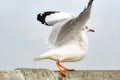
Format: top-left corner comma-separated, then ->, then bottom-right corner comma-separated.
86,26 -> 88,29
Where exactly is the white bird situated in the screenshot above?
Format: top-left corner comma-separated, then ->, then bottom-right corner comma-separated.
34,0 -> 94,77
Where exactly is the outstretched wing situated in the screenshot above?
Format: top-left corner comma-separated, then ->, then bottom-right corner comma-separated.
48,0 -> 94,46
37,11 -> 75,26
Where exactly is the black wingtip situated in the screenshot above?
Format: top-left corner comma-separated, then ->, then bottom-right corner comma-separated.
88,0 -> 94,7
37,13 -> 45,24
37,11 -> 60,25
37,14 -> 41,21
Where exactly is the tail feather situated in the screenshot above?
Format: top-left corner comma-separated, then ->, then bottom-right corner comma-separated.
33,50 -> 54,61
33,56 -> 46,61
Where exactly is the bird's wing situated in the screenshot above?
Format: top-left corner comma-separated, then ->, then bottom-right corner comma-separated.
37,11 -> 75,26
48,0 -> 94,46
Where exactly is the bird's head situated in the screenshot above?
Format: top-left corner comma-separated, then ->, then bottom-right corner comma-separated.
83,26 -> 95,32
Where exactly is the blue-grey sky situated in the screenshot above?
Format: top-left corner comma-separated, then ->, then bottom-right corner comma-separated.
0,0 -> 120,70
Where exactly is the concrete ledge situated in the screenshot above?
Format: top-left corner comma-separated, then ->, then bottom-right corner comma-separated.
0,68 -> 120,80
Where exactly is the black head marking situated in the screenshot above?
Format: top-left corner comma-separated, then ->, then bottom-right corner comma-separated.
37,11 -> 59,26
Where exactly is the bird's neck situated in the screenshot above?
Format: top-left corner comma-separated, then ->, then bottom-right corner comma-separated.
79,31 -> 88,50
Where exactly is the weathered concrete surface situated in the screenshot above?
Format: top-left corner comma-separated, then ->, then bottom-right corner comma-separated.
0,68 -> 120,80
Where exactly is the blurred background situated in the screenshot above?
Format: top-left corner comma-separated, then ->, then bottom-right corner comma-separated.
0,0 -> 120,70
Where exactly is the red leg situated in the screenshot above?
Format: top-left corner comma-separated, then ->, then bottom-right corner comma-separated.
58,63 -> 75,71
56,60 -> 67,77
57,60 -> 75,71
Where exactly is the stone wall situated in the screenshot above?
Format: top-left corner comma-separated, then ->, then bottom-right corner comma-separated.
0,68 -> 120,80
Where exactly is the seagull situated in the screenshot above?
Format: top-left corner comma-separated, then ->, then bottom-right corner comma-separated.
34,0 -> 94,77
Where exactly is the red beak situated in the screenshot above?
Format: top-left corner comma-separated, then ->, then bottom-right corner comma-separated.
87,29 -> 95,32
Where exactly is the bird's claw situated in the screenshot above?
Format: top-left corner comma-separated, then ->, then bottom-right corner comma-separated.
67,69 -> 75,71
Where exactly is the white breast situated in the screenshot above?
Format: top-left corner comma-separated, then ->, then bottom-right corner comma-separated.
49,43 -> 87,62
79,31 -> 88,50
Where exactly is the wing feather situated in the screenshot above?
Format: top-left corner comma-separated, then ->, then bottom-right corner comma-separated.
48,0 -> 94,46
37,11 -> 75,26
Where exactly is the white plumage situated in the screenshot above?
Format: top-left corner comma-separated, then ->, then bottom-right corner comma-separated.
35,0 -> 94,77
45,12 -> 75,24
37,11 -> 75,26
